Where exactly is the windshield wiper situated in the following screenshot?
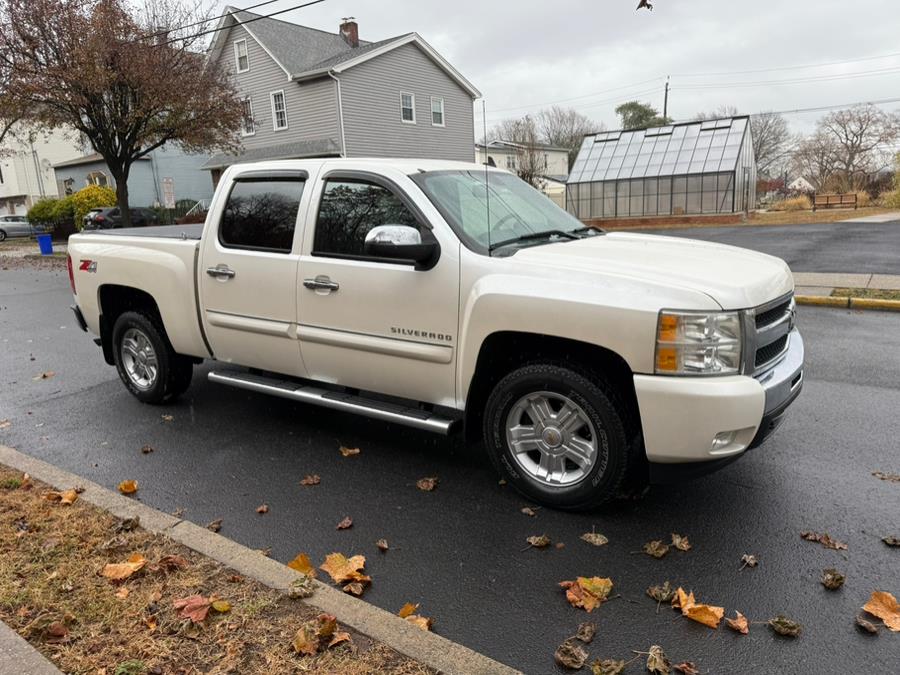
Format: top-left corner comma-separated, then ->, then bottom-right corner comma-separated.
488,229 -> 579,252
569,226 -> 605,236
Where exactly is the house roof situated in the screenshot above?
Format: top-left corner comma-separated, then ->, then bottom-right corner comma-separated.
202,138 -> 342,170
477,140 -> 570,153
208,8 -> 480,98
53,153 -> 149,169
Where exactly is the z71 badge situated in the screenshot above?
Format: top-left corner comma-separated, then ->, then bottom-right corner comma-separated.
79,260 -> 98,273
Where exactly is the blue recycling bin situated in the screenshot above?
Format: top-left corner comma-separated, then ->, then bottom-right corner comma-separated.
36,234 -> 53,256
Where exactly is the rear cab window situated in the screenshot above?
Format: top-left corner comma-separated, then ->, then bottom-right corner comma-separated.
219,178 -> 306,253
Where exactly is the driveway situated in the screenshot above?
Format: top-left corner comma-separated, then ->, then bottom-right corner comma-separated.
1,267 -> 898,673
639,217 -> 900,274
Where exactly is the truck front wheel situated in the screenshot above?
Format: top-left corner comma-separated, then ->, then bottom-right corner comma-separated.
112,311 -> 192,404
483,363 -> 631,510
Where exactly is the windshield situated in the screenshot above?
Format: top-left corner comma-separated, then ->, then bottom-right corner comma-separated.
412,170 -> 591,254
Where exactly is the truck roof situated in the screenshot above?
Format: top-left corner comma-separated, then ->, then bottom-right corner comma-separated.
227,157 -> 505,177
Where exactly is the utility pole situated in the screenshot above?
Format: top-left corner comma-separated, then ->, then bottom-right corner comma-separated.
663,76 -> 670,119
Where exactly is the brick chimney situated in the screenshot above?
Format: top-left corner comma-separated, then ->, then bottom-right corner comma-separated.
340,17 -> 359,48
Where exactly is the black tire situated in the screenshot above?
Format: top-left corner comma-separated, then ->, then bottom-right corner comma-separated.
0,230 -> 6,242
483,363 -> 632,510
111,311 -> 192,404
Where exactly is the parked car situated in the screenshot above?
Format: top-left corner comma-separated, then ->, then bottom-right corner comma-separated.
0,215 -> 45,241
67,158 -> 803,510
83,207 -> 159,230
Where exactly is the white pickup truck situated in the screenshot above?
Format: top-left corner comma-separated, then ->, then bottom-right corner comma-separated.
68,158 -> 803,509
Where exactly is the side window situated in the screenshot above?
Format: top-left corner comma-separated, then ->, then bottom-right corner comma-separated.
314,178 -> 420,258
219,179 -> 305,253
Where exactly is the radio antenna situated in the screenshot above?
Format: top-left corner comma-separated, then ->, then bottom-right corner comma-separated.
482,99 -> 491,252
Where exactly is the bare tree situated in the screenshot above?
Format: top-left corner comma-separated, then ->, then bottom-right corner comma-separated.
750,112 -> 792,175
695,105 -> 740,121
817,104 -> 900,190
791,132 -> 840,191
0,0 -> 243,227
488,115 -> 548,189
537,106 -> 603,170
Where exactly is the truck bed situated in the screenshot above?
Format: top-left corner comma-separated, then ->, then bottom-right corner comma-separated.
81,223 -> 203,240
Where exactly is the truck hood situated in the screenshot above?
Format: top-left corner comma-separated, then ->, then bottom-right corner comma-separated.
512,231 -> 794,309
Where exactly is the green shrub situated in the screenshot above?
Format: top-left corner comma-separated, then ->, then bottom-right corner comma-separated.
883,190 -> 900,208
71,185 -> 116,229
27,198 -> 61,224
51,195 -> 75,222
770,195 -> 812,211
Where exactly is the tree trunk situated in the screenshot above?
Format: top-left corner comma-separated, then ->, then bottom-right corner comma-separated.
112,169 -> 131,228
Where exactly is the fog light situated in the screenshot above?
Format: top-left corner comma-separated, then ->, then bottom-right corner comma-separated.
711,431 -> 737,452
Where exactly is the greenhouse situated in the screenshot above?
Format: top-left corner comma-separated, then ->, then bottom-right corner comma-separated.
566,116 -> 756,221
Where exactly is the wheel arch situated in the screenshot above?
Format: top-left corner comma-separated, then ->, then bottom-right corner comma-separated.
97,285 -> 165,365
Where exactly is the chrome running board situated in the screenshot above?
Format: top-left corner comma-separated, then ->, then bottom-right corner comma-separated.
208,370 -> 460,435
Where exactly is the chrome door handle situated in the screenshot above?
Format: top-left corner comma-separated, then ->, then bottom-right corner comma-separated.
303,275 -> 339,292
206,265 -> 236,279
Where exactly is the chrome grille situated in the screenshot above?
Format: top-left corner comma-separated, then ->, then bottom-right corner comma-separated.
746,293 -> 794,375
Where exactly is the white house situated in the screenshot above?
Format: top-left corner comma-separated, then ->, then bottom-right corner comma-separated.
0,126 -> 85,215
475,140 -> 569,180
788,176 -> 815,193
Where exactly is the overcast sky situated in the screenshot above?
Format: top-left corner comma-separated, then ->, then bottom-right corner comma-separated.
223,0 -> 900,136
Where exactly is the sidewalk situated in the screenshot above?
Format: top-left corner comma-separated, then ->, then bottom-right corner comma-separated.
0,621 -> 60,675
794,272 -> 900,311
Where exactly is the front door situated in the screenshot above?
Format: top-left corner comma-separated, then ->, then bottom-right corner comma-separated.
297,171 -> 459,408
199,173 -> 308,377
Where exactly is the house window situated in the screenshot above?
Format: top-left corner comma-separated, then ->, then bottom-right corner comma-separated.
240,97 -> 254,136
234,39 -> 249,73
400,92 -> 415,124
271,90 -> 288,130
431,97 -> 445,126
506,155 -> 516,170
87,171 -> 108,187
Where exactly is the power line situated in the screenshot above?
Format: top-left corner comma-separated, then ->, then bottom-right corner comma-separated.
672,97 -> 900,123
675,65 -> 900,91
138,0 -> 285,42
674,50 -> 900,78
483,77 -> 664,115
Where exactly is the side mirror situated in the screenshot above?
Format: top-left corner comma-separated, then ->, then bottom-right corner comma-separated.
364,224 -> 438,266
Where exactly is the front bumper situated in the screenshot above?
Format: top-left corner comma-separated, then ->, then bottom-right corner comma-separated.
634,330 -> 804,475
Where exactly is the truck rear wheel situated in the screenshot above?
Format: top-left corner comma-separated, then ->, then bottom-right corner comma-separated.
483,363 -> 631,510
112,311 -> 192,404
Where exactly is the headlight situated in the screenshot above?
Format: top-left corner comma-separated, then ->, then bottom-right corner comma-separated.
655,310 -> 742,375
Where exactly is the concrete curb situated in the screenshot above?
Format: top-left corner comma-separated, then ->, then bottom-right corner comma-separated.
0,445 -> 520,675
0,621 -> 61,675
796,295 -> 900,312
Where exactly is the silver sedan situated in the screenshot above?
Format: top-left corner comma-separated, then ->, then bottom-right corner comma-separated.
0,215 -> 43,241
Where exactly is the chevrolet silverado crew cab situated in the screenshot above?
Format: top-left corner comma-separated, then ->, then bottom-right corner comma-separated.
67,158 -> 803,509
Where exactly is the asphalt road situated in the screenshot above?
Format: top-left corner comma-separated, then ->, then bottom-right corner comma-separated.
1,266 -> 899,674
639,218 -> 900,274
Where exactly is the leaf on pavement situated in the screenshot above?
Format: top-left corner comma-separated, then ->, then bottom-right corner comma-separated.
376,538 -> 389,552
671,533 -> 691,551
416,476 -> 438,491
739,554 -> 758,570
768,615 -> 802,637
33,371 -> 55,380
559,577 -> 613,612
800,530 -> 847,550
821,568 -> 846,590
140,444 -> 154,454
526,534 -> 551,549
336,516 -> 353,530
339,446 -> 360,457
555,639 -> 588,670
300,474 -> 321,486
256,504 -> 269,514
725,611 -> 749,635
646,645 -> 670,674
872,471 -> 900,482
287,553 -> 317,577
643,540 -> 670,558
592,660 -> 626,675
0,419 -> 11,429
862,591 -> 900,632
521,506 -> 537,517
574,621 -> 596,643
343,581 -> 366,596
673,663 -> 700,675
320,553 -> 371,586
673,587 -> 724,628
856,614 -> 879,634
580,532 -> 608,547
405,615 -> 433,631
647,581 -> 675,604
398,602 -> 419,618
102,553 -> 147,581
206,518 -> 222,532
117,480 -> 138,495
161,414 -> 174,422
173,594 -> 211,623
882,536 -> 900,547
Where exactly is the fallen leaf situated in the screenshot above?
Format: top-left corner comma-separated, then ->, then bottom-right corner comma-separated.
336,516 -> 353,530
292,623 -> 320,656
115,587 -> 130,599
343,581 -> 365,596
872,471 -> 900,482
671,533 -> 692,551
800,530 -> 847,550
300,474 -> 321,486
376,538 -> 389,552
768,615 -> 802,637
574,621 -> 596,643
211,600 -> 231,613
416,476 -> 438,491
287,576 -> 316,599
328,631 -> 351,648
673,587 -> 724,628
21,473 -> 32,490
43,489 -> 78,505
856,614 -> 879,634
521,506 -> 537,517
405,615 -> 433,631
206,519 -> 222,532
555,639 -> 588,670
256,504 -> 269,514
672,587 -> 694,610
143,615 -> 158,631
115,517 -> 140,532
102,553 -> 147,581
398,602 -> 419,618
287,553 -> 317,578
117,480 -> 138,495
592,660 -> 626,675
292,613 -> 348,655
559,577 -> 614,612
643,540 -> 670,558
673,663 -> 699,675
647,581 -> 676,603
526,534 -> 551,549
43,621 -> 69,644
647,645 -> 670,674
725,611 -> 749,635
0,419 -> 10,429
173,594 -> 211,623
739,554 -> 758,570
882,536 -> 900,547
580,532 -> 609,547
821,568 -> 846,590
33,371 -> 55,380
161,414 -> 174,422
154,555 -> 189,572
339,446 -> 360,457
320,553 -> 371,585
862,591 -> 900,632
498,479 -> 507,486
555,542 -> 565,550
227,574 -> 243,583
140,445 -> 154,454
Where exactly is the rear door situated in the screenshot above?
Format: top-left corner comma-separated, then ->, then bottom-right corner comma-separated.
199,170 -> 309,377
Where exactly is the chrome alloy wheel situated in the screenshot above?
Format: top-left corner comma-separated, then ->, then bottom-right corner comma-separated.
505,391 -> 598,487
120,327 -> 159,391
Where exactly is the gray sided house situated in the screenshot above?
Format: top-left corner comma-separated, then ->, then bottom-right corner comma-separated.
203,8 -> 481,180
53,145 -> 214,208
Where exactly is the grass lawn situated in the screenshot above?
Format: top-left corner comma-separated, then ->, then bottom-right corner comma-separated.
832,287 -> 900,301
0,466 -> 430,675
